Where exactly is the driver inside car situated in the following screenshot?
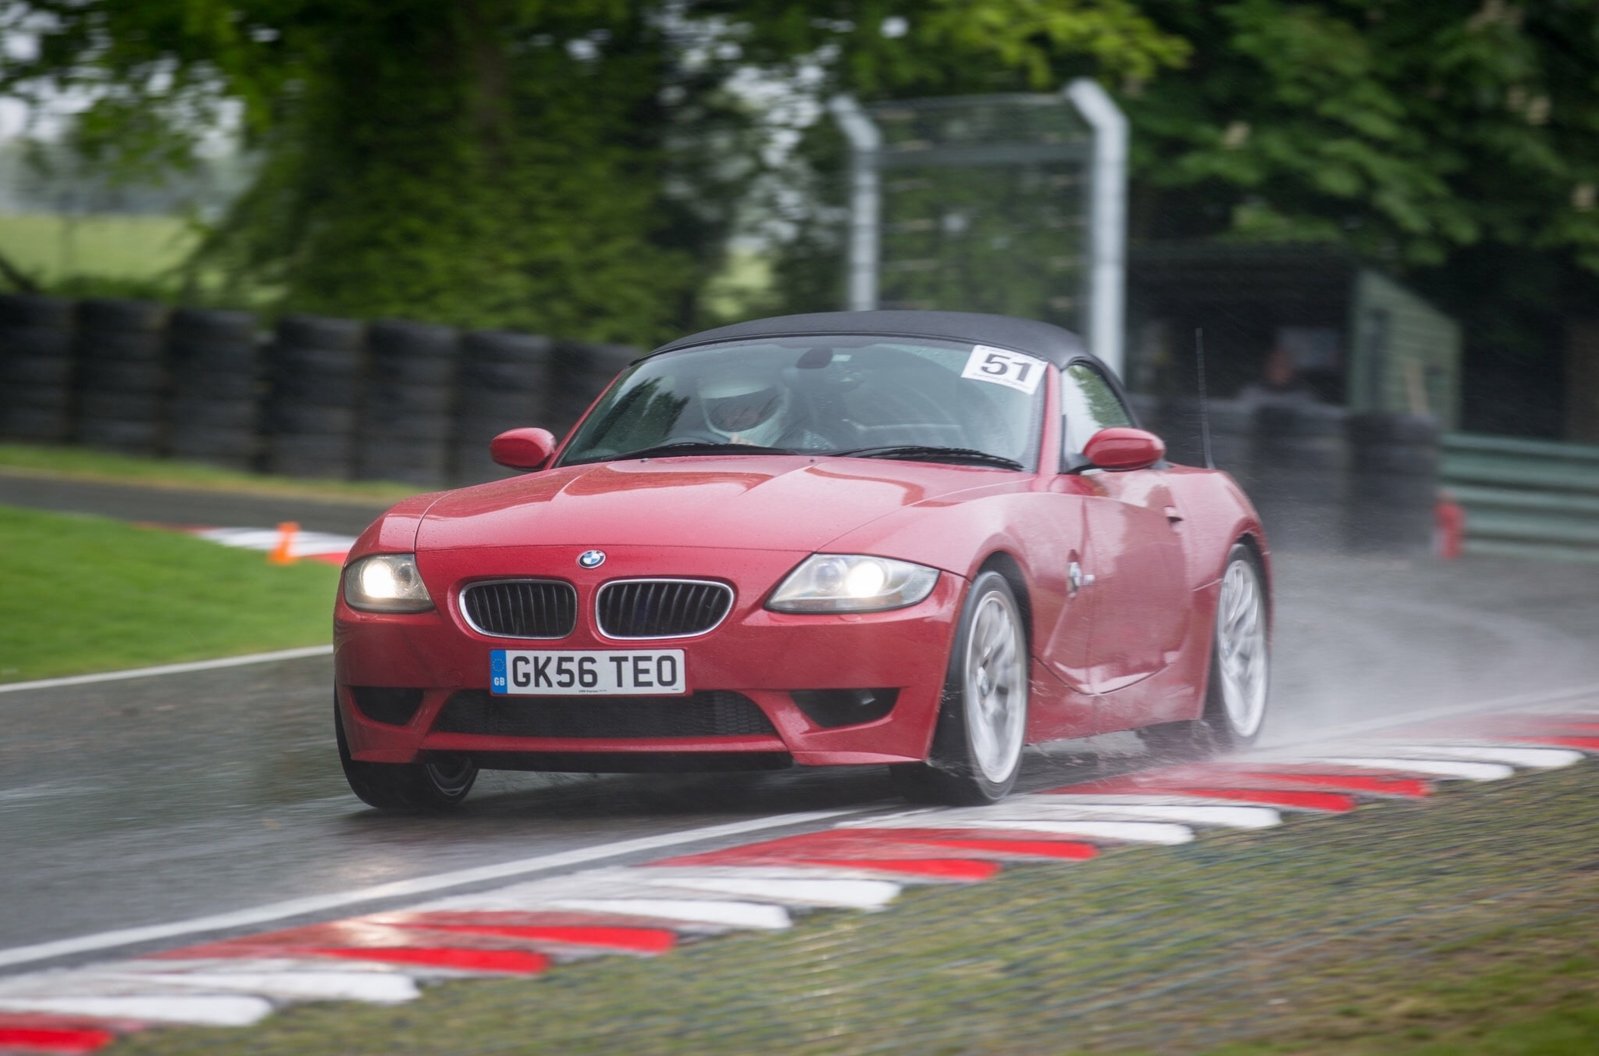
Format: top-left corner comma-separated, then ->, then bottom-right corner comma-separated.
698,373 -> 829,449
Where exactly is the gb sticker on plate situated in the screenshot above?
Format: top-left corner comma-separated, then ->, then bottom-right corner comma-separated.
962,345 -> 1046,394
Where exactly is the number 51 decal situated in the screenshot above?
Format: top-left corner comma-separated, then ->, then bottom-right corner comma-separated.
961,345 -> 1046,394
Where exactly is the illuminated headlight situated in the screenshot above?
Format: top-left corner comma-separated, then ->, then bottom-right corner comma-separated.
343,554 -> 434,613
767,555 -> 939,614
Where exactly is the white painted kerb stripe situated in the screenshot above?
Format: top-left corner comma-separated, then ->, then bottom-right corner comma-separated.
0,808 -> 857,970
0,995 -> 273,1027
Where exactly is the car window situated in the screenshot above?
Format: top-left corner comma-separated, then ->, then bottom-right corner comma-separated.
1061,361 -> 1132,455
558,337 -> 1047,470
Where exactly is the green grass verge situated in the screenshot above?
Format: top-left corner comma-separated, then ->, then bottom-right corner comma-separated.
0,442 -> 418,504
0,504 -> 340,682
102,762 -> 1599,1056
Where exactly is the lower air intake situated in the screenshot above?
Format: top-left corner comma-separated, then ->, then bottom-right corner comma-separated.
436,690 -> 777,739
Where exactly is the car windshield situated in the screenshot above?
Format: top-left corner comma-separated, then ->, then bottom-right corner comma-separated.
557,336 -> 1047,471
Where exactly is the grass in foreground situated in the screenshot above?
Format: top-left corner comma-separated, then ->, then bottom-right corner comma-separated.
104,763 -> 1599,1056
0,442 -> 419,504
0,504 -> 340,682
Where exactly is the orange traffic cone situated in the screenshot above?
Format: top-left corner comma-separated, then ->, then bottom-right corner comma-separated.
270,521 -> 300,564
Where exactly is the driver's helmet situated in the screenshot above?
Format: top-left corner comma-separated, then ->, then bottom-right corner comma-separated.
699,372 -> 790,446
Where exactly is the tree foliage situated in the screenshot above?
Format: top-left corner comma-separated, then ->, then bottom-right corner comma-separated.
0,1 -> 1185,339
1121,1 -> 1599,433
3,1 -> 1597,357
1126,0 -> 1599,276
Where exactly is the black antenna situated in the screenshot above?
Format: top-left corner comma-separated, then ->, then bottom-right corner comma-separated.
1195,327 -> 1215,469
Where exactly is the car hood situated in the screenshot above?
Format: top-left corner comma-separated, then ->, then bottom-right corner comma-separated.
413,455 -> 1016,554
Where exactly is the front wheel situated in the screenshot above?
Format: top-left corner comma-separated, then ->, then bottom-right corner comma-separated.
891,570 -> 1029,805
1139,543 -> 1269,759
335,701 -> 477,812
1207,543 -> 1270,749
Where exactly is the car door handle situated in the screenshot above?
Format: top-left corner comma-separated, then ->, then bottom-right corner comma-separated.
1068,561 -> 1096,594
1163,504 -> 1184,524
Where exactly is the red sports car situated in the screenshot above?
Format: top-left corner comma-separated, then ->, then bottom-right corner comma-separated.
334,311 -> 1271,810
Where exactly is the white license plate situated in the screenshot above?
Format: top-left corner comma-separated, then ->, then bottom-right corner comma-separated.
490,649 -> 686,696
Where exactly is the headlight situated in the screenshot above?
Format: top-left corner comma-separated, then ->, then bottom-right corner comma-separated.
343,554 -> 434,613
767,555 -> 939,613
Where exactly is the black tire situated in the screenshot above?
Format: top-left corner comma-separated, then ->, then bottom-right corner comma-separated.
169,307 -> 258,343
369,319 -> 460,361
77,298 -> 165,333
460,358 -> 547,391
335,701 -> 477,812
80,360 -> 167,393
268,370 -> 362,406
890,570 -> 1029,805
0,351 -> 74,387
364,383 -> 454,419
1139,543 -> 1270,759
76,332 -> 166,365
0,293 -> 74,328
265,433 -> 355,478
266,344 -> 364,379
0,399 -> 73,441
355,437 -> 450,484
169,369 -> 260,404
78,417 -> 163,452
265,403 -> 358,434
78,389 -> 162,420
167,425 -> 258,466
277,314 -> 364,352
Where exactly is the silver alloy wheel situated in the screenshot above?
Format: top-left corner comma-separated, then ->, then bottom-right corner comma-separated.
962,586 -> 1028,784
1214,553 -> 1268,739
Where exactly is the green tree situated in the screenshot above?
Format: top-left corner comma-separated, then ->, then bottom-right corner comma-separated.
1124,0 -> 1599,433
1126,1 -> 1599,270
2,1 -> 749,341
0,0 -> 1186,342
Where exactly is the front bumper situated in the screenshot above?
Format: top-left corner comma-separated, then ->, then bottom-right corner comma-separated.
335,544 -> 964,769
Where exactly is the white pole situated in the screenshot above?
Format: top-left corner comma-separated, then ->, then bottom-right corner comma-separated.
1065,79 -> 1127,377
829,95 -> 881,311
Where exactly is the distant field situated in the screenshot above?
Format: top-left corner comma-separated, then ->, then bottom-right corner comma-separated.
0,210 -> 198,285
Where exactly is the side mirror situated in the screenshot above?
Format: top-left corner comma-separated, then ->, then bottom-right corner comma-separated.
1082,427 -> 1165,472
490,428 -> 557,471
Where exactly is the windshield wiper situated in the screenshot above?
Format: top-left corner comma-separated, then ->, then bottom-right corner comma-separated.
607,440 -> 797,460
827,445 -> 1023,470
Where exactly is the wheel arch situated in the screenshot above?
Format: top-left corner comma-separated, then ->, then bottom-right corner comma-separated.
975,550 -> 1033,654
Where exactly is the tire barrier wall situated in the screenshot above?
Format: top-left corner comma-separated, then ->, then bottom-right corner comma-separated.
1440,432 -> 1599,564
1156,396 -> 1440,555
0,294 -> 639,486
0,293 -> 1441,554
0,294 -> 75,443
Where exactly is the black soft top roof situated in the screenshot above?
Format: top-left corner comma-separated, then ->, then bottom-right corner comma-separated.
651,310 -> 1093,371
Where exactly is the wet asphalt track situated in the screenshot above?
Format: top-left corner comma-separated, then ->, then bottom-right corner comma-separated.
5,475 -> 1599,971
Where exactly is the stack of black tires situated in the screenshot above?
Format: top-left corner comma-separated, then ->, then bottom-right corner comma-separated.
549,340 -> 636,438
0,295 -> 76,443
358,321 -> 461,485
452,331 -> 554,484
165,308 -> 261,470
261,315 -> 365,478
73,299 -> 170,455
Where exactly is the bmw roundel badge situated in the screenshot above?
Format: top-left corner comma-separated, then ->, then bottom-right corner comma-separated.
578,549 -> 606,569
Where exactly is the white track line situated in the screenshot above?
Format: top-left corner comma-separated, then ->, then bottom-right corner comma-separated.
0,646 -> 333,695
1265,682 -> 1599,747
0,809 -> 858,971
